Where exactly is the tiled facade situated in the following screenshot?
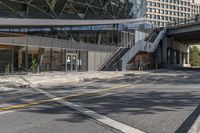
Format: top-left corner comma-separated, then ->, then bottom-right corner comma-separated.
145,0 -> 200,27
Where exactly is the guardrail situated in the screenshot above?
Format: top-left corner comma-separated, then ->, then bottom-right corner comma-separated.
167,17 -> 198,27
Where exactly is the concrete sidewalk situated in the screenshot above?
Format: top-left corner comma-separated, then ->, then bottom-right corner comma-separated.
1,69 -> 200,89
0,71 -> 132,88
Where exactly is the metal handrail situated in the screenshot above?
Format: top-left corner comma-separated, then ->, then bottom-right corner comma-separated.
97,47 -> 122,70
144,28 -> 157,41
167,16 -> 198,27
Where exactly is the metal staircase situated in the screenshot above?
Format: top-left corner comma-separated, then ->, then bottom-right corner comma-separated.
98,47 -> 130,71
120,27 -> 167,71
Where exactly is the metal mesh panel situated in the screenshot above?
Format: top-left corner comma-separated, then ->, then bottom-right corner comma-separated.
27,36 -> 40,47
0,37 -> 12,45
13,37 -> 27,46
63,40 -> 72,49
52,39 -> 62,48
0,35 -> 118,52
40,37 -> 52,48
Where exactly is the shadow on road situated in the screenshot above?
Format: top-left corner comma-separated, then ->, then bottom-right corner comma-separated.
1,69 -> 200,133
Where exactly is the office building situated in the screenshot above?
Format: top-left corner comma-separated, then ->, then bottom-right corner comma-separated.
145,0 -> 200,27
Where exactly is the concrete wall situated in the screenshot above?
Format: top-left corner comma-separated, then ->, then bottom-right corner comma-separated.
88,51 -> 111,71
161,36 -> 190,67
135,30 -> 146,43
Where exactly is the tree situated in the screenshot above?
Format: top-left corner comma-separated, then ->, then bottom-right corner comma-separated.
190,46 -> 200,67
30,58 -> 38,73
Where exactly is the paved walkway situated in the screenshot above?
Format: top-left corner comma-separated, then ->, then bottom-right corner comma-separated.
0,72 -> 127,88
1,69 -> 200,88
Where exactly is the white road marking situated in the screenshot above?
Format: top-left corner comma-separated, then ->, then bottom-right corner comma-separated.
57,99 -> 145,133
18,76 -> 146,133
31,84 -> 145,133
0,110 -> 14,115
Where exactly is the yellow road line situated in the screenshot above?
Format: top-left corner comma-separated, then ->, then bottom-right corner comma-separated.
0,84 -> 132,112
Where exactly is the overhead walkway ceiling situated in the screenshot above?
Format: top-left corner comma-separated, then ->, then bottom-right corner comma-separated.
167,21 -> 200,44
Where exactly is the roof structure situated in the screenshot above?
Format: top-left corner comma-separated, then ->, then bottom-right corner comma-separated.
0,0 -> 145,19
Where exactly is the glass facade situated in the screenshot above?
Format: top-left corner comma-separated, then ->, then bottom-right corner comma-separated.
0,0 -> 145,74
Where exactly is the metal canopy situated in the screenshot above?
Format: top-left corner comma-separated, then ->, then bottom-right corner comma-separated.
0,18 -> 145,27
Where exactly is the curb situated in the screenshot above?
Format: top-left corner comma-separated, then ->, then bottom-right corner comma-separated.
188,114 -> 200,133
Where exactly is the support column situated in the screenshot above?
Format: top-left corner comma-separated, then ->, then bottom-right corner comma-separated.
61,49 -> 63,72
170,49 -> 174,64
37,48 -> 45,73
25,46 -> 28,73
11,48 -> 14,74
64,49 -> 67,72
162,37 -> 168,64
78,50 -> 81,72
179,52 -> 182,65
187,51 -> 190,65
176,50 -> 180,64
50,48 -> 53,72
186,53 -> 189,64
97,31 -> 102,45
174,50 -> 177,64
182,52 -> 186,65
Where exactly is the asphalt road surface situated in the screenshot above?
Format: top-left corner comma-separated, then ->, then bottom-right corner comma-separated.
0,69 -> 200,133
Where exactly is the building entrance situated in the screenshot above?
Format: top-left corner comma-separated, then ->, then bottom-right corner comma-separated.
66,54 -> 77,71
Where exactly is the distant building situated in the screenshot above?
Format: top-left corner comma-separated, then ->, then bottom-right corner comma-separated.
145,0 -> 200,27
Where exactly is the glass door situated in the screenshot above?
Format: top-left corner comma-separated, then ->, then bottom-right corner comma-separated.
66,54 -> 77,71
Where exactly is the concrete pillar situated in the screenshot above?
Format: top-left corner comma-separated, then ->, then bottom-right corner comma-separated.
11,48 -> 14,74
186,53 -> 189,64
187,47 -> 190,64
126,32 -> 128,47
174,50 -> 177,64
187,46 -> 190,64
170,49 -> 174,64
187,53 -> 190,64
64,49 -> 67,72
157,44 -> 162,64
50,48 -> 53,72
97,31 -> 102,45
61,49 -> 64,71
37,48 -> 44,73
176,50 -> 180,64
179,52 -> 182,65
25,46 -> 28,73
162,37 -> 168,64
123,32 -> 125,47
182,52 -> 186,64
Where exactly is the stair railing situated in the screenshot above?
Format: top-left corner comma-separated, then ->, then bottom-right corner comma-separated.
97,47 -> 122,71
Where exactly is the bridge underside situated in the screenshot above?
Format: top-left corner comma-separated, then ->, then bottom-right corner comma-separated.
167,22 -> 200,45
167,31 -> 200,45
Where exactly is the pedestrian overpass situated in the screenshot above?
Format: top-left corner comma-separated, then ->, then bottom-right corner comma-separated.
167,17 -> 200,44
99,17 -> 200,71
